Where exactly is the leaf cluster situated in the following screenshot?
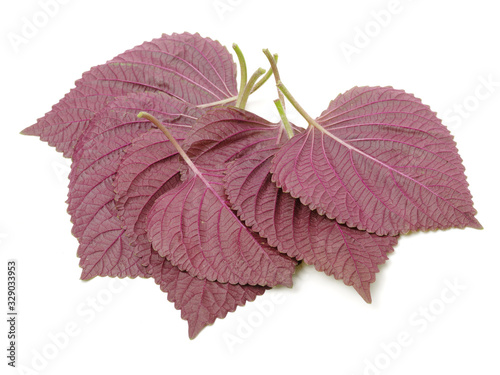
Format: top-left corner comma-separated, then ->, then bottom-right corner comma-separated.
22,33 -> 481,338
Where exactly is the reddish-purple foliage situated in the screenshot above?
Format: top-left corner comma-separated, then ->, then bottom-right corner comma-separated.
114,129 -> 183,269
176,107 -> 396,302
67,93 -> 199,279
146,155 -> 296,287
150,251 -> 266,339
271,86 -> 481,235
22,33 -> 481,338
112,120 -> 269,337
22,32 -> 238,157
22,33 -> 268,336
225,144 -> 397,303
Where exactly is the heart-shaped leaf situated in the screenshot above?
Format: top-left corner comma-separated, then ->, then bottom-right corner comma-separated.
271,86 -> 481,235
147,170 -> 296,287
145,108 -> 297,287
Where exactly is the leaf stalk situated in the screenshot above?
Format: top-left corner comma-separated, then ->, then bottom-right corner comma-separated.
137,112 -> 200,174
251,54 -> 278,94
233,44 -> 247,108
237,68 -> 266,109
273,99 -> 294,139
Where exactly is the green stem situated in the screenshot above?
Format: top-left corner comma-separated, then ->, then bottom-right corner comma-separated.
273,99 -> 293,139
197,55 -> 276,109
276,82 -> 358,152
137,112 -> 199,173
262,49 -> 285,108
263,48 -> 324,133
276,81 -> 320,128
137,112 -> 245,203
251,54 -> 278,94
232,43 -> 247,108
236,68 -> 266,109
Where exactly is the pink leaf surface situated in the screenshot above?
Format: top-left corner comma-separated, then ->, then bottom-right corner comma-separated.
150,251 -> 266,339
271,86 -> 481,235
114,129 -> 183,268
20,31 -> 485,339
22,32 -> 237,157
77,193 -> 150,280
68,92 -> 199,236
113,127 -> 266,336
181,107 -> 294,166
225,145 -> 397,303
147,173 -> 296,287
147,108 -> 297,287
68,93 -> 200,279
179,106 -> 395,301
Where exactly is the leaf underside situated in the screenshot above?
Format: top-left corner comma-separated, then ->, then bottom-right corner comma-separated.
175,108 -> 397,302
177,106 -> 397,302
24,32 -> 280,337
271,86 -> 481,235
113,126 -> 268,337
147,170 -> 296,287
22,32 -> 238,157
114,129 -> 184,269
225,144 -> 397,303
23,31 -> 482,339
150,251 -> 266,339
68,92 -> 200,279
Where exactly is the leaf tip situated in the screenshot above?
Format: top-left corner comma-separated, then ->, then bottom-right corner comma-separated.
20,124 -> 38,136
79,268 -> 94,281
467,216 -> 483,230
188,321 -> 206,339
355,284 -> 372,304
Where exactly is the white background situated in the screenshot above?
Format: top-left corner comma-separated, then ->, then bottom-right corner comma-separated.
1,0 -> 499,374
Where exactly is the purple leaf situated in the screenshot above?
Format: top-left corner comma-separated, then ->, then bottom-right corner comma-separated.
110,32 -> 237,104
77,194 -> 150,280
179,106 -> 395,302
22,32 -> 237,157
113,125 -> 266,337
225,144 -> 397,303
146,108 -> 297,287
68,92 -> 200,279
68,92 -> 199,235
181,107 -> 293,165
150,251 -> 266,339
114,129 -> 183,268
271,86 -> 481,235
147,172 -> 296,287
